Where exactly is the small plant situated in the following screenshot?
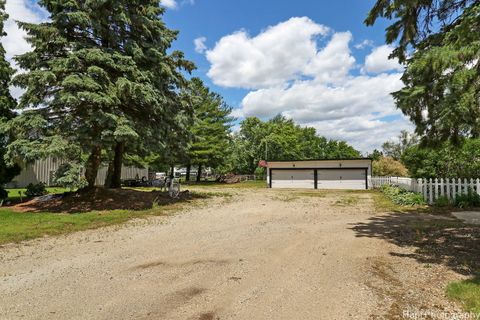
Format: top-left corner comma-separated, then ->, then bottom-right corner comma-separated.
380,185 -> 425,206
53,163 -> 87,190
435,195 -> 451,207
455,188 -> 480,209
25,183 -> 48,197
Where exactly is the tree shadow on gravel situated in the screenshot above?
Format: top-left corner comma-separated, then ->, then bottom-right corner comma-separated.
351,212 -> 480,276
12,188 -> 208,213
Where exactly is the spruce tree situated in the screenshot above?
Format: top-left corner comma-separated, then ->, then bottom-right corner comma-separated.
0,0 -> 20,198
8,0 -> 193,189
366,1 -> 480,143
183,78 -> 232,181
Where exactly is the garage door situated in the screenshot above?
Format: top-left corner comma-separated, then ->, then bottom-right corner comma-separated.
317,169 -> 366,190
271,170 -> 315,189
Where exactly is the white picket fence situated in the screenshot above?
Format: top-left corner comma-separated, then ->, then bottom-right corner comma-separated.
370,176 -> 480,204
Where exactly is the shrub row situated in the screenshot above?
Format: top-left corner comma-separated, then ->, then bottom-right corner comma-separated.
380,185 -> 426,206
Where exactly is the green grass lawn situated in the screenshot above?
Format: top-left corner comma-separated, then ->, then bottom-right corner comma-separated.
5,187 -> 70,202
0,201 -> 189,245
447,276 -> 480,315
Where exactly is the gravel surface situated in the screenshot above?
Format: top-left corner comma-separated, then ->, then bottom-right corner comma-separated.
0,189 -> 464,319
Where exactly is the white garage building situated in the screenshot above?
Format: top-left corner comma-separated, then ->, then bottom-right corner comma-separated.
267,159 -> 372,190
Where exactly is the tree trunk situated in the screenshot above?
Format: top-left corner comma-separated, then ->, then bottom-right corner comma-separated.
84,146 -> 102,190
186,164 -> 191,182
110,141 -> 125,188
196,165 -> 202,182
170,165 -> 175,179
104,161 -> 114,187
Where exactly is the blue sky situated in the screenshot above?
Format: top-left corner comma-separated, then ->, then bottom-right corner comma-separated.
164,0 -> 392,104
2,0 -> 413,152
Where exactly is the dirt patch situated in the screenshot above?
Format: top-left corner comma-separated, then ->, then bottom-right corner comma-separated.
11,188 -> 194,213
134,259 -> 231,270
196,312 -> 216,320
352,212 -> 480,275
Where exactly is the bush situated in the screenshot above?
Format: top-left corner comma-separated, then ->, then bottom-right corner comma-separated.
455,189 -> 480,209
0,187 -> 8,201
373,156 -> 409,177
435,196 -> 451,207
53,163 -> 87,190
380,185 -> 425,206
25,183 -> 48,197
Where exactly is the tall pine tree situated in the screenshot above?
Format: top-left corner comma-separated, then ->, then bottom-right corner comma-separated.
7,0 -> 193,189
0,0 -> 20,198
182,78 -> 232,181
366,1 -> 480,144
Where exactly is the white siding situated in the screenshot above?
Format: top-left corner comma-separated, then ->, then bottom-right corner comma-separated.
6,157 -> 148,188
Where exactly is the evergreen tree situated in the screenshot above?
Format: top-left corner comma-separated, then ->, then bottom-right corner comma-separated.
183,78 -> 232,181
0,0 -> 20,198
7,0 -> 193,189
366,1 -> 480,144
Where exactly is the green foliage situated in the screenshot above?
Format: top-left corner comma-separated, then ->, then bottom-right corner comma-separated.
373,156 -> 409,177
455,189 -> 480,208
367,1 -> 480,144
365,0 -> 476,62
380,185 -> 425,206
402,139 -> 480,178
53,163 -> 87,190
6,0 -> 194,188
229,115 -> 361,174
0,0 -> 20,195
0,188 -> 7,200
368,149 -> 383,161
435,196 -> 451,207
25,183 -> 47,198
183,78 -> 233,171
382,131 -> 418,160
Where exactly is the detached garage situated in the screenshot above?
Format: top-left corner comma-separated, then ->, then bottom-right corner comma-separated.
267,159 -> 372,190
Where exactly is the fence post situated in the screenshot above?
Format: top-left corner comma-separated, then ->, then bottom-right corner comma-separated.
434,178 -> 438,202
477,178 -> 480,196
422,178 -> 427,202
446,178 -> 451,201
453,178 -> 457,202
439,178 -> 444,197
428,178 -> 433,204
463,178 -> 468,195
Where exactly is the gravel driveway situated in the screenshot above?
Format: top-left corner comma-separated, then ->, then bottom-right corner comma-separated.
0,189 -> 463,319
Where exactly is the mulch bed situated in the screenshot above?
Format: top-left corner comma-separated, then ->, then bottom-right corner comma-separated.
11,188 -> 191,213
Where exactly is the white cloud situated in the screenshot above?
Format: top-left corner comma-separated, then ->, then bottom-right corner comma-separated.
206,17 -> 329,89
194,36 -> 207,53
354,39 -> 374,49
2,0 -> 48,100
363,45 -> 404,73
3,0 -> 46,63
205,17 -> 412,151
161,0 -> 194,9
161,0 -> 178,9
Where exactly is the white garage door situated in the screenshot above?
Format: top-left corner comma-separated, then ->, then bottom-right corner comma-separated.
271,170 -> 315,189
317,169 -> 366,190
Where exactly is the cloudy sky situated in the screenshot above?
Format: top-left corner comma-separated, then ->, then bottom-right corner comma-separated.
2,0 -> 413,152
